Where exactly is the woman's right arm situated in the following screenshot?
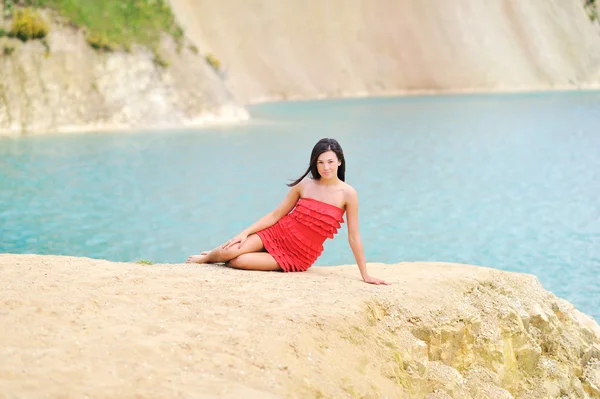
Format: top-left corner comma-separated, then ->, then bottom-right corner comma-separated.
223,183 -> 302,249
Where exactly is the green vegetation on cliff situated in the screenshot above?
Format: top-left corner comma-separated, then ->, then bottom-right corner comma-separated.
585,0 -> 598,21
9,7 -> 48,41
205,53 -> 221,71
8,0 -> 183,50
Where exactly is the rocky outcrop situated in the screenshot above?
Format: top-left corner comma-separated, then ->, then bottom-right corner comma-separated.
0,255 -> 598,398
0,8 -> 248,135
170,0 -> 600,103
354,278 -> 600,398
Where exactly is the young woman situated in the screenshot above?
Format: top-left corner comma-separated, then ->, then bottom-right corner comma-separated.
186,138 -> 389,285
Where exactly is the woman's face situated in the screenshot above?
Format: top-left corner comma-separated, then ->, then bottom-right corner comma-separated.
316,150 -> 341,180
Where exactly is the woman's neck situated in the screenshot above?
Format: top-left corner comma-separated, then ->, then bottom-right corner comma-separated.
315,177 -> 340,186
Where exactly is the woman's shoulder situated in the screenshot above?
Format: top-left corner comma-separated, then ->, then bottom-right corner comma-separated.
296,177 -> 311,190
341,180 -> 356,193
291,177 -> 311,196
341,181 -> 358,200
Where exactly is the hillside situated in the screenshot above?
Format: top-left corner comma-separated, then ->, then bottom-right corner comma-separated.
170,0 -> 600,103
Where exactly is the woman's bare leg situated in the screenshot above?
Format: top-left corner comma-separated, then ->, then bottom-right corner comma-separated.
226,253 -> 282,271
186,234 -> 265,264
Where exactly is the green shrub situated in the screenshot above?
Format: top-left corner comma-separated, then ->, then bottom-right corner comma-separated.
41,38 -> 50,56
10,8 -> 49,41
153,50 -> 170,68
205,53 -> 220,70
3,46 -> 16,56
585,0 -> 598,21
3,0 -> 15,18
136,259 -> 153,265
86,32 -> 112,51
0,28 -> 8,37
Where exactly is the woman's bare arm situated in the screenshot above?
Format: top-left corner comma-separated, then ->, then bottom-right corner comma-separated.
346,187 -> 390,285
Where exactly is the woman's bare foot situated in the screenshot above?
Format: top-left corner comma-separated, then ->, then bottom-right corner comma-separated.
186,251 -> 210,264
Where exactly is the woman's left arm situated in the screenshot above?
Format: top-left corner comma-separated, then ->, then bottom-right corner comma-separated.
346,188 -> 390,285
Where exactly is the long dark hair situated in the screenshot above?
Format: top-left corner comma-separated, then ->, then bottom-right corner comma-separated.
287,138 -> 346,187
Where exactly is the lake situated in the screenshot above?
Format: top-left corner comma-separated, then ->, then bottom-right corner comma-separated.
1,91 -> 599,320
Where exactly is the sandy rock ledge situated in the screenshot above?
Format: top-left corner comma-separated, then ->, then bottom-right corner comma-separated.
0,254 -> 599,398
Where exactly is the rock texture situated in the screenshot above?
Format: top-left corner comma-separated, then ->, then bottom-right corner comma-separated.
170,0 -> 600,103
0,7 -> 248,135
1,255 -> 599,398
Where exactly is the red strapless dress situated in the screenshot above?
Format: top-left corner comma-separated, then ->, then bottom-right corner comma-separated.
256,197 -> 346,272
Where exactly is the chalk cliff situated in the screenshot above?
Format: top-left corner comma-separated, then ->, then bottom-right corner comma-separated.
0,6 -> 248,135
170,0 -> 600,103
1,255 -> 599,398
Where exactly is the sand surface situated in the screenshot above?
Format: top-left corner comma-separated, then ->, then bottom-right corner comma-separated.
0,254 -> 514,398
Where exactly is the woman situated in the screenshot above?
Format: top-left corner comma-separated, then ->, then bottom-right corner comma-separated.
186,138 -> 389,285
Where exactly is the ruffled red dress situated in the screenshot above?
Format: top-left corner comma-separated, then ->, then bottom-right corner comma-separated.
256,197 -> 346,272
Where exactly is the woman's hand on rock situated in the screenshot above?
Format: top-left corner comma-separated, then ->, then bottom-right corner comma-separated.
363,275 -> 390,285
222,233 -> 248,250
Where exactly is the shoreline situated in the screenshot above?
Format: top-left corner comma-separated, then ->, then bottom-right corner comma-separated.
245,83 -> 600,106
0,105 -> 251,138
2,84 -> 599,137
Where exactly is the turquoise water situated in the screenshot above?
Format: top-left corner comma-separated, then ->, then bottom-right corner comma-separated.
1,92 -> 599,321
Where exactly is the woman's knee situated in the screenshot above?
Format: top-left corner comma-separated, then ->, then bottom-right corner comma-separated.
226,256 -> 243,269
226,256 -> 239,267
